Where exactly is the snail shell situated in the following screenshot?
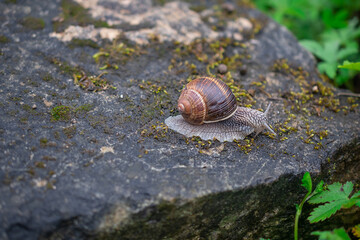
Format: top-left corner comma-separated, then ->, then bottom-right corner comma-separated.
165,77 -> 276,142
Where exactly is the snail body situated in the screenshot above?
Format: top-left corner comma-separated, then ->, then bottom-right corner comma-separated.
165,77 -> 276,142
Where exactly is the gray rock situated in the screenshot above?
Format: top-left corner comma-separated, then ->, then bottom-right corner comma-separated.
0,0 -> 359,239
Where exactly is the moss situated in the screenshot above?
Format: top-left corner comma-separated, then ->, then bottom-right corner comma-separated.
35,161 -> 46,168
74,104 -> 94,116
27,168 -> 35,176
42,156 -> 57,161
49,57 -> 84,78
93,38 -> 141,68
63,125 -> 77,138
54,131 -> 61,140
53,0 -> 110,32
20,16 -> 45,30
7,110 -> 19,117
51,105 -> 71,122
39,138 -> 48,147
74,72 -> 116,92
87,115 -> 108,128
68,38 -> 99,49
140,122 -> 168,139
20,117 -> 28,124
189,5 -> 207,13
10,96 -> 21,102
0,35 -> 10,44
42,73 -> 55,82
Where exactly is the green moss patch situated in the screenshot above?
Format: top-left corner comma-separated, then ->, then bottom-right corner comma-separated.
68,38 -> 99,49
20,16 -> 45,30
93,38 -> 142,69
53,0 -> 110,32
74,72 -> 116,92
0,35 -> 10,44
50,104 -> 93,122
51,105 -> 72,122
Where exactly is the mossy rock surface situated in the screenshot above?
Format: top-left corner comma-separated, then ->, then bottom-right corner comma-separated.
0,0 -> 359,240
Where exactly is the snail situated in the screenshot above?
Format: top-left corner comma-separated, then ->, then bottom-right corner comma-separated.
165,77 -> 276,142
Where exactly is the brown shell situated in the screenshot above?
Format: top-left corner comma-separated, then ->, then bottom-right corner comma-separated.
177,77 -> 237,125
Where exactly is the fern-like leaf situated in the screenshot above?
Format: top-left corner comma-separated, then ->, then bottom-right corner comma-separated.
308,199 -> 348,223
308,182 -> 347,204
341,181 -> 354,197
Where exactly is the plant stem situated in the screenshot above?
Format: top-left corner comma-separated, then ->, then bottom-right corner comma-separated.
294,192 -> 311,240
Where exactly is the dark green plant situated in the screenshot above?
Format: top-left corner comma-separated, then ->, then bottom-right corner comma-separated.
253,0 -> 360,89
294,172 -> 360,240
294,172 -> 324,240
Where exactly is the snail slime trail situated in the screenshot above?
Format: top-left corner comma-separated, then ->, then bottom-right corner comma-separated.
165,77 -> 276,142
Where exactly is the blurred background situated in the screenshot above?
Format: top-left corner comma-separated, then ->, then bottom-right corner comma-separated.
252,0 -> 360,92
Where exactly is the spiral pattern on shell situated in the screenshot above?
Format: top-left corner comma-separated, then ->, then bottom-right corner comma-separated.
177,77 -> 237,125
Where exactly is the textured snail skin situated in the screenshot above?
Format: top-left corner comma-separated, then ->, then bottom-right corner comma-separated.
165,104 -> 276,142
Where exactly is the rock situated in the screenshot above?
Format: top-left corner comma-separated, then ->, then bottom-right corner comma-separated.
0,0 -> 359,240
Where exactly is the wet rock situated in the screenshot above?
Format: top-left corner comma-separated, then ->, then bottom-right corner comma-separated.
0,0 -> 359,240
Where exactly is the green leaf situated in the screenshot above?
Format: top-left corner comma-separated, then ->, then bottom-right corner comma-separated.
322,9 -> 348,29
300,40 -> 324,58
352,191 -> 360,199
321,18 -> 360,46
342,198 -> 360,209
338,61 -> 360,71
337,43 -> 358,59
309,182 -> 347,204
301,172 -> 312,193
318,62 -> 337,78
314,181 -> 325,194
341,181 -> 354,197
308,199 -> 349,223
334,68 -> 351,86
311,227 -> 351,240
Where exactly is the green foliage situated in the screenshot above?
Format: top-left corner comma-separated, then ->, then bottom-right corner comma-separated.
338,61 -> 360,71
254,0 -> 360,89
308,182 -> 360,223
311,228 -> 351,240
294,172 -> 324,240
293,172 -> 360,240
301,171 -> 312,193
